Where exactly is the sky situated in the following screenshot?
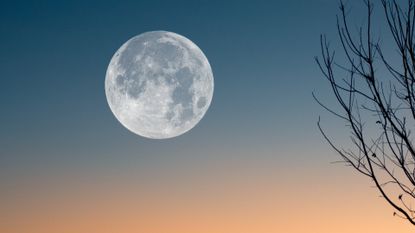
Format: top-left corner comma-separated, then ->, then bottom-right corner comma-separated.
1,0 -> 414,232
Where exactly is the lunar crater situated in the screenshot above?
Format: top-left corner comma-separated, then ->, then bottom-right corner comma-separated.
105,31 -> 214,139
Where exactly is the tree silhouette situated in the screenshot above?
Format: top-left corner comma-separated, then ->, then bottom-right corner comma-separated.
315,0 -> 415,225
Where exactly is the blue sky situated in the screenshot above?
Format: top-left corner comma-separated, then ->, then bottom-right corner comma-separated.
0,0 -> 373,181
5,1 -> 414,232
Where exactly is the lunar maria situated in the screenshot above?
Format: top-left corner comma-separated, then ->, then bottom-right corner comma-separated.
105,31 -> 214,139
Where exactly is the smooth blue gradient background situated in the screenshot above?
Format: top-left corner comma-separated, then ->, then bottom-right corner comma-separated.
5,1 -> 414,232
0,0 -> 376,184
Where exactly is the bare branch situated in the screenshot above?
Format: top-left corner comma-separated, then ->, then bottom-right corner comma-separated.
316,0 -> 415,225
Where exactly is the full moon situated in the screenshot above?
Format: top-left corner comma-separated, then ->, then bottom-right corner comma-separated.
105,31 -> 214,139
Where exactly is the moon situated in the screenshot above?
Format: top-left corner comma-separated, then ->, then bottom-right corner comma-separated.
105,31 -> 214,139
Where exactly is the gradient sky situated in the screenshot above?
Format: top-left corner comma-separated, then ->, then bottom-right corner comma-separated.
1,0 -> 413,232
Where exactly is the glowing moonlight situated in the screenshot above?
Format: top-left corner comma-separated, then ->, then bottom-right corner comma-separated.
105,31 -> 214,139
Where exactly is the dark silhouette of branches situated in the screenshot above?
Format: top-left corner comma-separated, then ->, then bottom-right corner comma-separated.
315,0 -> 415,225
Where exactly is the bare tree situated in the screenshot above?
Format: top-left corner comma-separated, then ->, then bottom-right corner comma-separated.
315,0 -> 415,225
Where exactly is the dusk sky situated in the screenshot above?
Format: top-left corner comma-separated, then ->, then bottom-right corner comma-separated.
1,0 -> 413,232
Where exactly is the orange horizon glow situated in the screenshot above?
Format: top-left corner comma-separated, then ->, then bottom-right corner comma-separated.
1,157 -> 414,233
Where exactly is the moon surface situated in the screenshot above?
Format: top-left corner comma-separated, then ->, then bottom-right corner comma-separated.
105,31 -> 214,139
